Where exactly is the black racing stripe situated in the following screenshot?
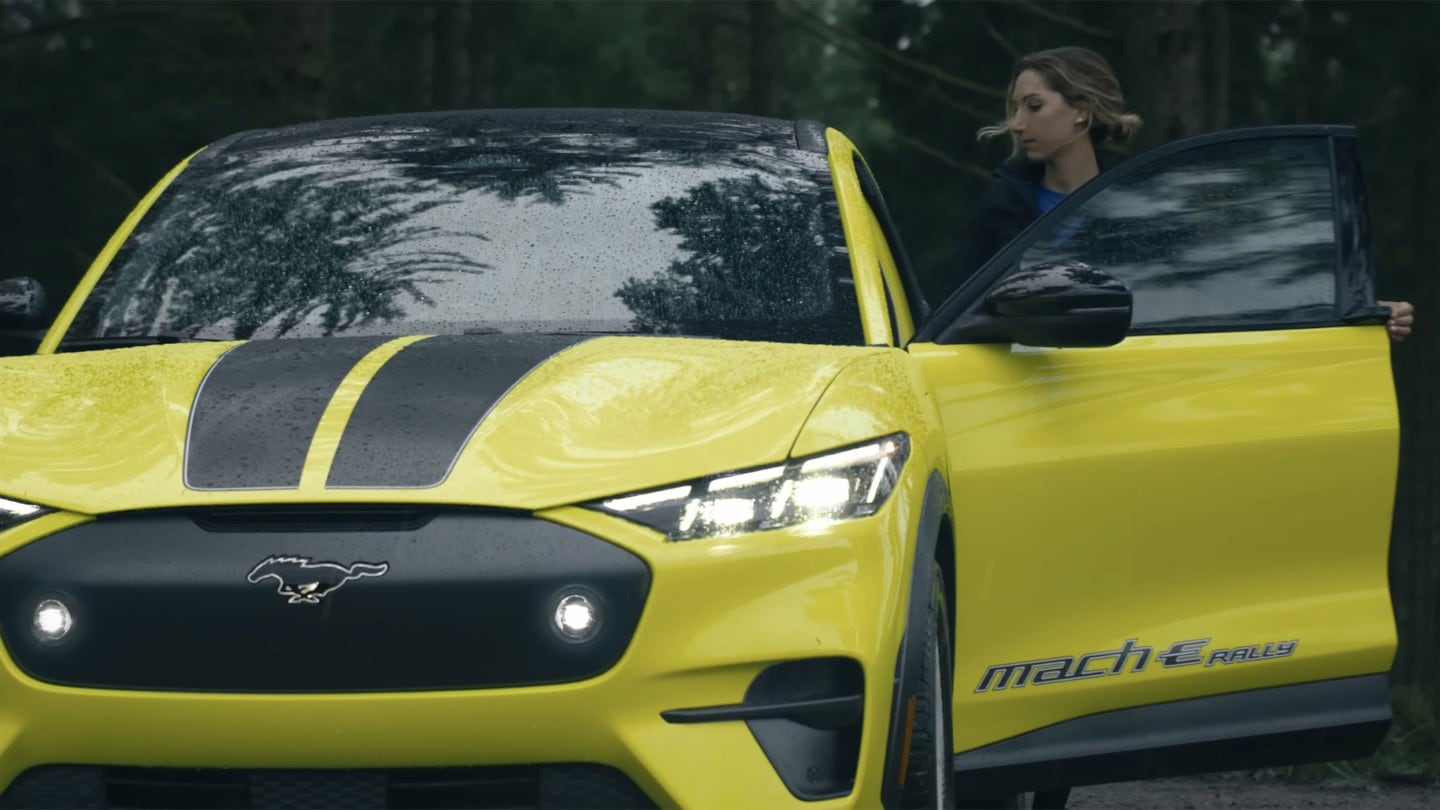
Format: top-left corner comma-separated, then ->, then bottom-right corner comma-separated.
327,333 -> 591,489
185,337 -> 391,490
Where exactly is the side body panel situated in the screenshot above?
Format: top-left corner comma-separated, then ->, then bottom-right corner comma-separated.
902,127 -> 1399,786
912,327 -> 1398,757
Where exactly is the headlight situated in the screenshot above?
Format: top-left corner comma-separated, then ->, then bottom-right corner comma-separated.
0,496 -> 50,533
593,433 -> 909,541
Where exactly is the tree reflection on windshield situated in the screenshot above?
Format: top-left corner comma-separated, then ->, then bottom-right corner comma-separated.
67,114 -> 862,346
1018,138 -> 1336,330
617,174 -> 838,342
82,152 -> 490,340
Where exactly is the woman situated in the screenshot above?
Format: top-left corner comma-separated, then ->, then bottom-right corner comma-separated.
961,46 -> 1415,341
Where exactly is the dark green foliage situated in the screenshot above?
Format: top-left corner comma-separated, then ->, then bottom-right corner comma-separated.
85,157 -> 485,339
617,174 -> 832,335
1284,687 -> 1440,786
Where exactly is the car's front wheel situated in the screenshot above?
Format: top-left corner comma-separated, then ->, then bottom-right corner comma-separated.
901,561 -> 955,809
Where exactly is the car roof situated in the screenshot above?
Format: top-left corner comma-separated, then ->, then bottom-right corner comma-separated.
197,108 -> 831,164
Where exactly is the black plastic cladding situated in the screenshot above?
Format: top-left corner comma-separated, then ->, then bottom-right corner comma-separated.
952,674 -> 1392,795
0,763 -> 658,810
879,471 -> 948,809
743,658 -> 865,801
0,510 -> 651,692
657,658 -> 865,800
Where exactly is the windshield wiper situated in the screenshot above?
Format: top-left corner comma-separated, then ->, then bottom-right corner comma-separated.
57,332 -> 228,351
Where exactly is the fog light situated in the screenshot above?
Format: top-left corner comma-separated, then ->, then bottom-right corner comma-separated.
553,592 -> 601,642
32,599 -> 73,645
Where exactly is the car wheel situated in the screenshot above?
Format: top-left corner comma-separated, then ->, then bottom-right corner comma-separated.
901,561 -> 955,809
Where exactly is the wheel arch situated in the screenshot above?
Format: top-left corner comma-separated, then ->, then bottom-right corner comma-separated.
934,511 -> 957,678
879,468 -> 952,809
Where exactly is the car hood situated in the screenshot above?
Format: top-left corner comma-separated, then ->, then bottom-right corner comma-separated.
0,334 -> 883,514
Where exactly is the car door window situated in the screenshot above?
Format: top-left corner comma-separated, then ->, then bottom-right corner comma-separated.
1012,137 -> 1338,332
852,155 -> 930,327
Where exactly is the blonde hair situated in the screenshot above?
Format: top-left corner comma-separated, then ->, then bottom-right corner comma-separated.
978,46 -> 1142,155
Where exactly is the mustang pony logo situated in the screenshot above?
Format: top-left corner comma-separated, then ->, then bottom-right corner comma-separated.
246,556 -> 390,604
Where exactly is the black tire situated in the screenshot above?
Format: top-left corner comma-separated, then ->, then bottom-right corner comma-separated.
901,561 -> 956,809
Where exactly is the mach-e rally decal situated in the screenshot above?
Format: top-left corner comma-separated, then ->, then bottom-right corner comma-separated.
975,637 -> 1300,693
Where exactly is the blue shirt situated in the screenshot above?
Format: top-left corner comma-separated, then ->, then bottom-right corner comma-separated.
1035,183 -> 1068,214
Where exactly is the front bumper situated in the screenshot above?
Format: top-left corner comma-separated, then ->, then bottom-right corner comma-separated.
0,501 -> 916,808
0,509 -> 650,692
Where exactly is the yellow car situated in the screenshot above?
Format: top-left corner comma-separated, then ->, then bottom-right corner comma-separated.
0,111 -> 1398,809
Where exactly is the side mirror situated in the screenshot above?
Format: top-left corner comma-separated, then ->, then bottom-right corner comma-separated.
0,277 -> 47,328
981,260 -> 1132,348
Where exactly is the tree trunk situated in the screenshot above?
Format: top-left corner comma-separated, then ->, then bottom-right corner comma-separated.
1388,34 -> 1440,721
692,0 -> 717,110
256,0 -> 332,125
474,0 -> 504,107
1122,0 -> 1205,148
749,0 -> 778,116
1203,0 -> 1229,131
417,2 -> 436,109
1391,175 -> 1440,718
449,0 -> 472,109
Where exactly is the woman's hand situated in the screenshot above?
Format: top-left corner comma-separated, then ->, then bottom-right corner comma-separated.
1379,300 -> 1415,342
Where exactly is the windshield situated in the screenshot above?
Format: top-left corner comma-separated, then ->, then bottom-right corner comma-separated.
66,119 -> 862,345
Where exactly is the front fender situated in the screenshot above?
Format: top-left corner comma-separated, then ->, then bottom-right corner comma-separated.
791,349 -> 954,807
878,470 -> 951,808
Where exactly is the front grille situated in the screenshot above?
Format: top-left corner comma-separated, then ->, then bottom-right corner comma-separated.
189,506 -> 439,533
0,510 -> 650,691
0,764 -> 657,810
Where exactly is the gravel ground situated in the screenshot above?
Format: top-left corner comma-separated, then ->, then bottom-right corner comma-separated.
1068,772 -> 1440,809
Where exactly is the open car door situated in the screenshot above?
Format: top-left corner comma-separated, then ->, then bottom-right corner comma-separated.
909,126 -> 1399,795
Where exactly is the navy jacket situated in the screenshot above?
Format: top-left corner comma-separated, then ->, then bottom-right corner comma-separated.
957,149 -> 1121,288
